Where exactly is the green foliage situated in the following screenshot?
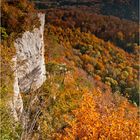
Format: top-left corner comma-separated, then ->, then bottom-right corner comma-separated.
125,85 -> 140,105
74,44 -> 89,54
0,105 -> 23,140
0,50 -> 22,139
0,43 -> 22,140
22,66 -> 84,139
0,27 -> 8,40
46,62 -> 68,75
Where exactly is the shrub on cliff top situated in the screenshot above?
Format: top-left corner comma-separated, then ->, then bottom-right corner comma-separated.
1,0 -> 40,44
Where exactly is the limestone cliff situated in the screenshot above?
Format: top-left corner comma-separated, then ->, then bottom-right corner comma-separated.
11,13 -> 46,120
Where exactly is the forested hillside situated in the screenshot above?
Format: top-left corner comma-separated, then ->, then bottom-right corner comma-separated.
45,9 -> 139,53
1,0 -> 139,140
32,0 -> 139,21
24,18 -> 139,139
44,24 -> 139,104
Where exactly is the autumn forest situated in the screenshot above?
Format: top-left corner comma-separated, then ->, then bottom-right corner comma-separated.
0,0 -> 139,140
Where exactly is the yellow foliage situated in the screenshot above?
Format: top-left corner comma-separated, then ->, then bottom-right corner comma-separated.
55,89 -> 139,140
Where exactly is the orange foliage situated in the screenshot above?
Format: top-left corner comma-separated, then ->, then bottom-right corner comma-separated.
1,0 -> 39,39
45,8 -> 139,53
45,25 -> 139,105
55,89 -> 139,140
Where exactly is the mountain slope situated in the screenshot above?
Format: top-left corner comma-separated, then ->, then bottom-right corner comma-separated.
23,23 -> 139,139
33,0 -> 139,21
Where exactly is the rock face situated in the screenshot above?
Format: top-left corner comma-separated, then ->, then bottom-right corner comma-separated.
12,13 -> 46,120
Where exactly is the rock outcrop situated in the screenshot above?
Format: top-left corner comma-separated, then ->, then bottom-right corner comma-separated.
12,13 -> 46,120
